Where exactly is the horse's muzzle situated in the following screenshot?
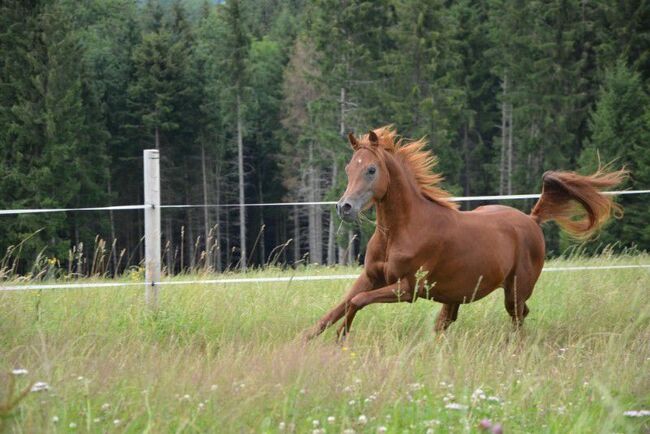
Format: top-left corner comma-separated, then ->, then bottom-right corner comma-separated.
336,199 -> 358,222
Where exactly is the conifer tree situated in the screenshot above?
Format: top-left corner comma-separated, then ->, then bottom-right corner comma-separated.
580,61 -> 650,250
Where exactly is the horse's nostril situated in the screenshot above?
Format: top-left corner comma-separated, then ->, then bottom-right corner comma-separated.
341,203 -> 352,213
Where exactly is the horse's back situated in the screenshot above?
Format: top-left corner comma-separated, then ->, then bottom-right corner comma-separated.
467,204 -> 545,267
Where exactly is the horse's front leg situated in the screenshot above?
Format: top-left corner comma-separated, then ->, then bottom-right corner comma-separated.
303,272 -> 375,341
336,279 -> 413,340
434,303 -> 460,332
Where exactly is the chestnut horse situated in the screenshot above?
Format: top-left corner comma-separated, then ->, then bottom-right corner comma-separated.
305,126 -> 626,340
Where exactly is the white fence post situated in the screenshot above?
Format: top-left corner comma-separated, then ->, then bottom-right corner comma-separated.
144,149 -> 161,308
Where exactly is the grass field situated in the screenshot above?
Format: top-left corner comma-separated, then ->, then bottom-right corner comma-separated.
1,254 -> 649,433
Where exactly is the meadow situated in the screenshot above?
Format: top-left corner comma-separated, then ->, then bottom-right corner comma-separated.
1,254 -> 649,433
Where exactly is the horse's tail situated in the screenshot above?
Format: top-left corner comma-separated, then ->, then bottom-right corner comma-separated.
530,166 -> 627,239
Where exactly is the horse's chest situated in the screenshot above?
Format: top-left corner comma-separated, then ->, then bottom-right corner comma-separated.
366,251 -> 411,285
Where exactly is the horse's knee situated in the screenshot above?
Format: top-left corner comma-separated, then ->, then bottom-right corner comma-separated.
349,293 -> 369,309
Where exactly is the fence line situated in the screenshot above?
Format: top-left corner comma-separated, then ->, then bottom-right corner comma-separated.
1,190 -> 649,215
0,204 -> 149,216
1,148 -> 648,307
161,189 -> 650,208
1,263 -> 648,292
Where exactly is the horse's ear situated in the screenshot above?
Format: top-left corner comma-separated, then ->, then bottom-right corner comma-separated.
348,132 -> 359,150
368,130 -> 379,147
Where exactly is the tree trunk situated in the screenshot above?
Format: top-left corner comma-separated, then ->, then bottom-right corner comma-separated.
281,213 -> 287,265
201,143 -> 211,271
214,160 -> 222,272
107,174 -> 117,275
338,244 -> 346,266
339,87 -> 346,136
236,92 -> 247,271
337,85 -> 347,266
462,123 -> 470,202
327,162 -> 338,265
293,205 -> 300,264
165,217 -> 173,275
187,211 -> 195,271
347,229 -> 355,265
499,74 -> 508,195
258,174 -> 266,265
307,143 -> 322,264
225,204 -> 231,269
507,104 -> 513,195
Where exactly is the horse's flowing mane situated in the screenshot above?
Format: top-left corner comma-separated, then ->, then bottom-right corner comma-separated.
358,126 -> 458,210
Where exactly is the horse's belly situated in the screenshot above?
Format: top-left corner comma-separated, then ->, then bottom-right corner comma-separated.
421,259 -> 507,304
427,277 -> 501,303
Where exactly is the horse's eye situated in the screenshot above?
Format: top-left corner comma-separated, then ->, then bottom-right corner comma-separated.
367,166 -> 377,175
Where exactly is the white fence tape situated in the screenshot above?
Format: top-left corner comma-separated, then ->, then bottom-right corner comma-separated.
1,264 -> 648,292
0,204 -> 149,216
1,190 -> 649,215
160,189 -> 650,208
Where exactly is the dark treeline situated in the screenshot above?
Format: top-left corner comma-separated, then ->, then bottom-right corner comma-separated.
1,0 -> 649,276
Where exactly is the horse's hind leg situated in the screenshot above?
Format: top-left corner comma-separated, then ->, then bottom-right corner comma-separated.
503,273 -> 535,328
434,303 -> 460,332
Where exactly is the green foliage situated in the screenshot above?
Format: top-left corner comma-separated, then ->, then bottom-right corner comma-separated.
579,61 -> 650,250
1,0 -> 649,272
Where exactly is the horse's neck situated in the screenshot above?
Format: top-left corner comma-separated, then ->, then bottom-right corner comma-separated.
376,154 -> 425,232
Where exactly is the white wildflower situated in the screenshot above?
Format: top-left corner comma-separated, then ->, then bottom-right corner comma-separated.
623,410 -> 650,417
312,420 -> 320,428
327,416 -> 336,424
358,414 -> 368,425
377,426 -> 387,433
69,422 -> 77,429
51,416 -> 59,423
113,419 -> 121,426
348,399 -> 356,406
11,368 -> 28,376
423,419 -> 440,427
471,388 -> 486,401
210,384 -> 218,391
101,403 -> 111,412
30,382 -> 50,392
343,429 -> 355,434
279,422 -> 286,431
444,403 -> 468,410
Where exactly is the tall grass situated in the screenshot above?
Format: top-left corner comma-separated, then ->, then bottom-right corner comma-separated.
1,254 -> 649,433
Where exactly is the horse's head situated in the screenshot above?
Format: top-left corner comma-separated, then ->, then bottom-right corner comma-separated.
337,131 -> 389,222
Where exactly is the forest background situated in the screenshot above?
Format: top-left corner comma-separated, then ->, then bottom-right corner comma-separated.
1,0 -> 649,274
